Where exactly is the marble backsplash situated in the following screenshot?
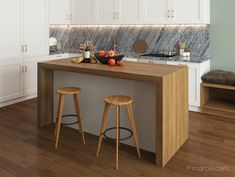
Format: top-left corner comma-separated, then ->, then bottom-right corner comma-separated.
50,25 -> 210,57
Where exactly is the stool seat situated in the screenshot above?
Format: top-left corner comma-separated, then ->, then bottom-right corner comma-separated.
104,95 -> 132,105
57,87 -> 81,95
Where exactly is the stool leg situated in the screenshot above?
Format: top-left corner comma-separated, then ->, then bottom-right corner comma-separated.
96,103 -> 110,157
126,104 -> 141,158
54,116 -> 58,137
116,105 -> 120,170
73,94 -> 85,145
118,111 -> 121,147
55,94 -> 65,149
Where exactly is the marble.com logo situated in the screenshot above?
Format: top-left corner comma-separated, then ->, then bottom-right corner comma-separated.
186,165 -> 229,172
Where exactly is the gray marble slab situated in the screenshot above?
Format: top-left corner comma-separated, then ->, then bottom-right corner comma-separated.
125,54 -> 210,63
50,25 -> 210,60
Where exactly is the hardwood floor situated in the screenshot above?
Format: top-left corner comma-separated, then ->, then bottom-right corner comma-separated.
0,99 -> 234,177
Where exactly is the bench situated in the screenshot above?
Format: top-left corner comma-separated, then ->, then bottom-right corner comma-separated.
201,70 -> 235,119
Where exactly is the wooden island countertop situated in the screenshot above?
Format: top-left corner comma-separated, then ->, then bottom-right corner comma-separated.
38,58 -> 188,167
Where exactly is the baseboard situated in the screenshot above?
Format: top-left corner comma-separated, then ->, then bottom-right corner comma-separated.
0,94 -> 37,108
189,105 -> 200,112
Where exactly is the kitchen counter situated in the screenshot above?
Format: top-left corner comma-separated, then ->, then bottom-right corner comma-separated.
48,52 -> 210,64
38,58 -> 188,168
125,53 -> 210,63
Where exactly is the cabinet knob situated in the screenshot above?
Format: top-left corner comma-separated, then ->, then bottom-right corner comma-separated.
21,45 -> 24,52
20,66 -> 24,73
24,65 -> 28,72
171,10 -> 175,18
113,12 -> 120,19
167,10 -> 171,18
25,45 -> 28,52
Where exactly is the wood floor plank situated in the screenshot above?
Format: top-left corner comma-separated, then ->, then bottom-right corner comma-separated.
0,99 -> 234,177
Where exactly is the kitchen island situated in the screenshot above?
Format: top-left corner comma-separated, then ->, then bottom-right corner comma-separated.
38,58 -> 188,167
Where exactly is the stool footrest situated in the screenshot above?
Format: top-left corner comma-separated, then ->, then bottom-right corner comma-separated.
60,114 -> 79,126
103,127 -> 133,142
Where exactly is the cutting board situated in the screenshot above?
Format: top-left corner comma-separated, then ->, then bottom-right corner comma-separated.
133,40 -> 148,53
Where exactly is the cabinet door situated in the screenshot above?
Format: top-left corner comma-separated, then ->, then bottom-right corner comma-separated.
0,62 -> 23,103
172,0 -> 201,23
167,61 -> 200,107
23,0 -> 49,58
71,0 -> 97,24
97,0 -> 116,23
23,60 -> 37,96
118,0 -> 144,23
144,0 -> 169,24
0,0 -> 22,61
49,0 -> 71,24
187,64 -> 200,107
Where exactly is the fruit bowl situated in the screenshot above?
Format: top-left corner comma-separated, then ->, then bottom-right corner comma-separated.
94,53 -> 124,64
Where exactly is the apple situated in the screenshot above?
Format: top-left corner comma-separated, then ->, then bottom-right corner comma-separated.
99,50 -> 106,57
117,60 -> 124,66
108,59 -> 116,66
108,50 -> 116,57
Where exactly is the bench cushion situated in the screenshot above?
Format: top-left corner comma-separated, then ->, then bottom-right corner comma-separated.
201,70 -> 235,86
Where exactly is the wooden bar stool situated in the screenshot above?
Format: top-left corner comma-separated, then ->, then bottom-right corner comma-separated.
96,95 -> 141,170
54,87 -> 85,149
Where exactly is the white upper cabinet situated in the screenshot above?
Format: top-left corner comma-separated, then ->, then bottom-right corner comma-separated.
144,0 -> 169,24
23,0 -> 49,58
97,0 -> 116,23
49,0 -> 210,24
168,0 -> 210,24
49,0 -> 97,25
144,0 -> 210,24
71,0 -> 97,24
173,0 -> 201,22
0,0 -> 22,61
96,0 -> 144,24
49,0 -> 71,25
117,0 -> 144,23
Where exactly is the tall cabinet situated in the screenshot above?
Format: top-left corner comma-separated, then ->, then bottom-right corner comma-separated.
23,0 -> 49,58
0,0 -> 48,104
0,0 -> 22,61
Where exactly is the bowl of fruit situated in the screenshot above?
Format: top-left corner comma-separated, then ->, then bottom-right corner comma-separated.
95,50 -> 125,66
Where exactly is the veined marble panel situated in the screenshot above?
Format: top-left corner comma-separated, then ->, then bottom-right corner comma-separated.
50,25 -> 210,58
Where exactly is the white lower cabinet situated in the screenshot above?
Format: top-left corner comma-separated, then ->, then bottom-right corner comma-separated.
0,54 -> 82,106
0,61 -> 23,103
188,65 -> 200,107
23,60 -> 37,96
0,59 -> 40,105
167,60 -> 210,111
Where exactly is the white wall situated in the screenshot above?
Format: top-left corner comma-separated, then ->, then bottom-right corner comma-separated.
210,0 -> 235,72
